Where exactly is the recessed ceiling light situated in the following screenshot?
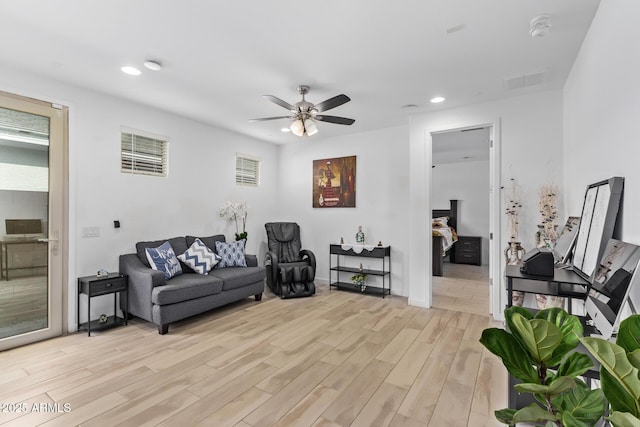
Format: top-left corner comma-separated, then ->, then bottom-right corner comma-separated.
144,60 -> 162,71
121,66 -> 141,76
430,96 -> 445,103
401,104 -> 418,110
280,128 -> 291,133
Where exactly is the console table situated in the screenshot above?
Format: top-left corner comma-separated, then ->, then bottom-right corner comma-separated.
505,264 -> 590,313
329,244 -> 391,297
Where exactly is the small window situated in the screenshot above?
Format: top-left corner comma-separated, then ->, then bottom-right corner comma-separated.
236,154 -> 260,187
121,128 -> 167,177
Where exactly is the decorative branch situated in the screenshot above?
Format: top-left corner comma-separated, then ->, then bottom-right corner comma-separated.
538,183 -> 559,243
504,178 -> 522,242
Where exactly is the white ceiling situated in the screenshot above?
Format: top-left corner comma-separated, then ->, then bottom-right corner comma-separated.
432,127 -> 491,165
0,1 -> 600,145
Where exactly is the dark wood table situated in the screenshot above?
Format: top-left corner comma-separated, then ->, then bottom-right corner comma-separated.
505,264 -> 590,313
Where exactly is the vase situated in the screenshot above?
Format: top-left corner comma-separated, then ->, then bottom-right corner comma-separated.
536,224 -> 558,249
505,241 -> 525,265
535,225 -> 545,248
505,241 -> 526,307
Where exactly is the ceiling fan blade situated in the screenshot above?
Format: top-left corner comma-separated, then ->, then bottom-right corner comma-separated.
248,116 -> 291,122
315,115 -> 355,125
263,95 -> 295,111
314,94 -> 351,113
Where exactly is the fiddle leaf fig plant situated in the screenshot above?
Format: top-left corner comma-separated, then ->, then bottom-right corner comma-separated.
581,315 -> 640,427
480,306 -> 606,426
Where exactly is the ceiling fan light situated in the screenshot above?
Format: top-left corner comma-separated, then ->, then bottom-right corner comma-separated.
304,119 -> 318,136
290,119 -> 304,136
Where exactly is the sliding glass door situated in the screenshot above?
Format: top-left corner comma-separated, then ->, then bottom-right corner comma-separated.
0,91 -> 66,350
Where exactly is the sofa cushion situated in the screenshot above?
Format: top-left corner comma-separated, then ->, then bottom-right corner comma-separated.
177,238 -> 221,274
209,266 -> 266,291
145,241 -> 183,280
215,239 -> 247,268
186,235 -> 226,253
137,237 -> 189,268
151,273 -> 223,305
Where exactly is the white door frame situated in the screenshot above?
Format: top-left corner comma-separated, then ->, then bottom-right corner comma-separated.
0,91 -> 69,350
425,119 -> 502,319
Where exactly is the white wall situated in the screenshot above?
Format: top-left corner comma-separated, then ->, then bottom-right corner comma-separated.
409,90 -> 564,311
432,160 -> 490,264
0,190 -> 48,236
0,65 -> 280,328
563,1 -> 640,243
276,126 -> 410,296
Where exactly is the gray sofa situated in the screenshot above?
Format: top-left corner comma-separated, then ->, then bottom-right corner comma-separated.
119,234 -> 265,334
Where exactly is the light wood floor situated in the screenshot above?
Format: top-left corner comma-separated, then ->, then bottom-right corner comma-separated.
0,270 -> 506,427
0,275 -> 48,339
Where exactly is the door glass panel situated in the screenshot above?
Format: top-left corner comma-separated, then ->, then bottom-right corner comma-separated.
0,106 -> 49,339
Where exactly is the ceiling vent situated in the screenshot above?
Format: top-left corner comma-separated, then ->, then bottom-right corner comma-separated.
503,69 -> 548,91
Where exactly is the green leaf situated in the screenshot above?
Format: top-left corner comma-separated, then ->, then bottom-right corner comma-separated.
494,408 -> 516,424
549,376 -> 577,395
556,352 -> 594,379
479,328 -> 537,383
536,308 -> 584,366
617,315 -> 640,353
601,368 -> 640,416
510,313 -> 562,363
629,350 -> 640,371
518,376 -> 576,396
511,403 -> 558,423
582,337 -> 640,416
504,306 -> 533,338
557,386 -> 606,425
608,411 -> 640,427
515,382 -> 550,394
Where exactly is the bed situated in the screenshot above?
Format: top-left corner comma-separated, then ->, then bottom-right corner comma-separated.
432,200 -> 459,276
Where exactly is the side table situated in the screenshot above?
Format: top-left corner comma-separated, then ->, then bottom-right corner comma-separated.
77,273 -> 128,336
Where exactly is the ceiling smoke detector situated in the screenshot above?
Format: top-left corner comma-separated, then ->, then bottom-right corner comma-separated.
530,14 -> 552,38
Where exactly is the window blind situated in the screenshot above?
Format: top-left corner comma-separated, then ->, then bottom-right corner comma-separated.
121,131 -> 167,177
236,155 -> 259,186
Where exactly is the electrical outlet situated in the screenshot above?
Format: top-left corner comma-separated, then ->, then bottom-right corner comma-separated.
81,226 -> 100,238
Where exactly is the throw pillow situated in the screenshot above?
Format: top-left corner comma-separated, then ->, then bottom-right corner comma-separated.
178,238 -> 221,275
145,241 -> 183,280
215,239 -> 247,268
432,216 -> 449,228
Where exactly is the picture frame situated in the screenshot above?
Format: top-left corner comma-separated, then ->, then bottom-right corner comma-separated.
313,156 -> 356,208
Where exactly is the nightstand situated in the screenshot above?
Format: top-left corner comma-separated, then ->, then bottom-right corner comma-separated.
77,273 -> 128,336
454,236 -> 482,266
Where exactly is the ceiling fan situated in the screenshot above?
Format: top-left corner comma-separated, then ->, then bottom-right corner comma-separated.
249,85 -> 355,137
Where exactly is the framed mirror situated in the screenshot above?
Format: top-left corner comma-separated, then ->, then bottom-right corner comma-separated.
585,239 -> 640,339
572,177 -> 624,281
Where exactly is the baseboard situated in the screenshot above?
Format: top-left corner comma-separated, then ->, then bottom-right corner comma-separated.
408,298 -> 430,308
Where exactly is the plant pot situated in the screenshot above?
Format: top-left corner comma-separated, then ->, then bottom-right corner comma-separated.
235,232 -> 247,242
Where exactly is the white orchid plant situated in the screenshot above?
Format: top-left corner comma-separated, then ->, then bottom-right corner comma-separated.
218,201 -> 248,241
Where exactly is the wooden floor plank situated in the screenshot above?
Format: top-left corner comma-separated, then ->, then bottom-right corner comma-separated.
0,263 -> 504,427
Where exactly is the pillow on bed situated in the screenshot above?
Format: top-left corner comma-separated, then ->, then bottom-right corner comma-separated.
432,216 -> 449,228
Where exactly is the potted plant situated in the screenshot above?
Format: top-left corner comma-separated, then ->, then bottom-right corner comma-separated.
480,306 -> 606,426
581,315 -> 640,426
482,306 -> 640,426
351,273 -> 367,292
219,201 -> 248,241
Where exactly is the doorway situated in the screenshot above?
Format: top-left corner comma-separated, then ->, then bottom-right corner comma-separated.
0,91 -> 68,350
431,127 -> 491,315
